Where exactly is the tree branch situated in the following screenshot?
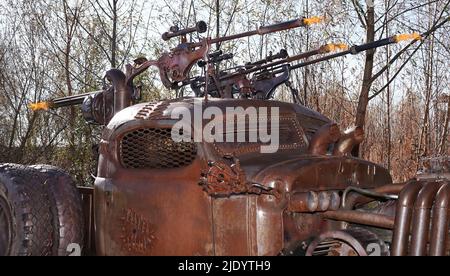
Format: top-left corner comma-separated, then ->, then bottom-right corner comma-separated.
369,14 -> 450,101
351,0 -> 367,28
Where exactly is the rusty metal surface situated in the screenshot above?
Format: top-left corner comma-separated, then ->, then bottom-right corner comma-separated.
391,179 -> 450,256
21,15 -> 448,257
343,183 -> 406,210
391,180 -> 424,256
308,123 -> 341,155
95,158 -> 214,256
322,210 -> 395,229
93,98 -> 400,256
333,126 -> 364,156
199,159 -> 276,197
78,96 -> 450,256
288,192 -> 319,213
429,183 -> 450,256
409,182 -> 443,256
78,186 -> 96,255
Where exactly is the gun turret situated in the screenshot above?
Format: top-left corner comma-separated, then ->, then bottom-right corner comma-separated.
184,33 -> 422,100
131,16 -> 324,89
29,91 -> 101,111
30,67 -> 145,125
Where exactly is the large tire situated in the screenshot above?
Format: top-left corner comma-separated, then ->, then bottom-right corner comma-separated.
31,165 -> 84,256
0,164 -> 54,256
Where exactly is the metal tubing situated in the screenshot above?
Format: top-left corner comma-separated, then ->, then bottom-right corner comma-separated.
192,18 -> 309,47
322,210 -> 395,229
278,37 -> 397,74
342,186 -> 399,209
343,183 -> 406,210
308,123 -> 341,155
105,69 -> 131,115
409,182 -> 442,256
429,183 -> 450,256
333,126 -> 364,156
391,181 -> 423,256
51,91 -> 102,109
249,49 -> 321,73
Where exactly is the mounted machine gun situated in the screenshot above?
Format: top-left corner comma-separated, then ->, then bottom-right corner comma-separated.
29,16 -> 323,125
184,33 -> 422,101
130,16 -> 323,89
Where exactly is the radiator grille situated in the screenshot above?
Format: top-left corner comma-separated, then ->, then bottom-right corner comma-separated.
120,128 -> 197,169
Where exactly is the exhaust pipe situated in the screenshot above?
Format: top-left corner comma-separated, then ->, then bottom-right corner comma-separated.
343,183 -> 406,210
409,182 -> 442,256
308,123 -> 341,155
104,69 -> 132,115
333,126 -> 364,156
391,180 -> 423,256
429,183 -> 450,256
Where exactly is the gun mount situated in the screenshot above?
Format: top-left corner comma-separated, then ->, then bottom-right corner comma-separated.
129,16 -> 324,89
184,33 -> 422,101
197,50 -> 234,68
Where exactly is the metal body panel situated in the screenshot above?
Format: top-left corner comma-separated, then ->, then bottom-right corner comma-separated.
94,98 -> 393,256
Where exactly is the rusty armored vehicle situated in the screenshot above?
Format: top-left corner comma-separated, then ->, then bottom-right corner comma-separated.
0,18 -> 449,256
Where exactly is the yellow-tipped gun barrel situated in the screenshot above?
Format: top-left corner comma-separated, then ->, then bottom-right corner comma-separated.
191,16 -> 324,47
257,16 -> 324,35
29,91 -> 102,111
288,32 -> 423,71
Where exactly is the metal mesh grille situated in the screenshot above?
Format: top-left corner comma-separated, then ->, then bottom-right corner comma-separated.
120,128 -> 197,169
214,116 -> 306,155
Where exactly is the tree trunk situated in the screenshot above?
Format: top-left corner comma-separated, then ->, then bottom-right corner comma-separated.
216,0 -> 220,51
111,0 -> 118,68
418,27 -> 435,160
63,0 -> 76,161
303,0 -> 310,107
439,95 -> 450,154
384,1 -> 392,170
353,3 -> 375,157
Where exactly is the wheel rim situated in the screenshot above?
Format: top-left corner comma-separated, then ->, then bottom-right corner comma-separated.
0,196 -> 13,256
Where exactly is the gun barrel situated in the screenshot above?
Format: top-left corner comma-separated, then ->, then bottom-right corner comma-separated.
219,46 -> 332,83
53,91 -> 102,108
283,34 -> 421,73
288,50 -> 349,72
185,33 -> 421,96
191,16 -> 323,47
30,91 -> 101,111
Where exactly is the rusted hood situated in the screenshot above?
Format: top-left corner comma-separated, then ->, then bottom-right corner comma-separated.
106,98 -> 330,131
239,154 -> 392,193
